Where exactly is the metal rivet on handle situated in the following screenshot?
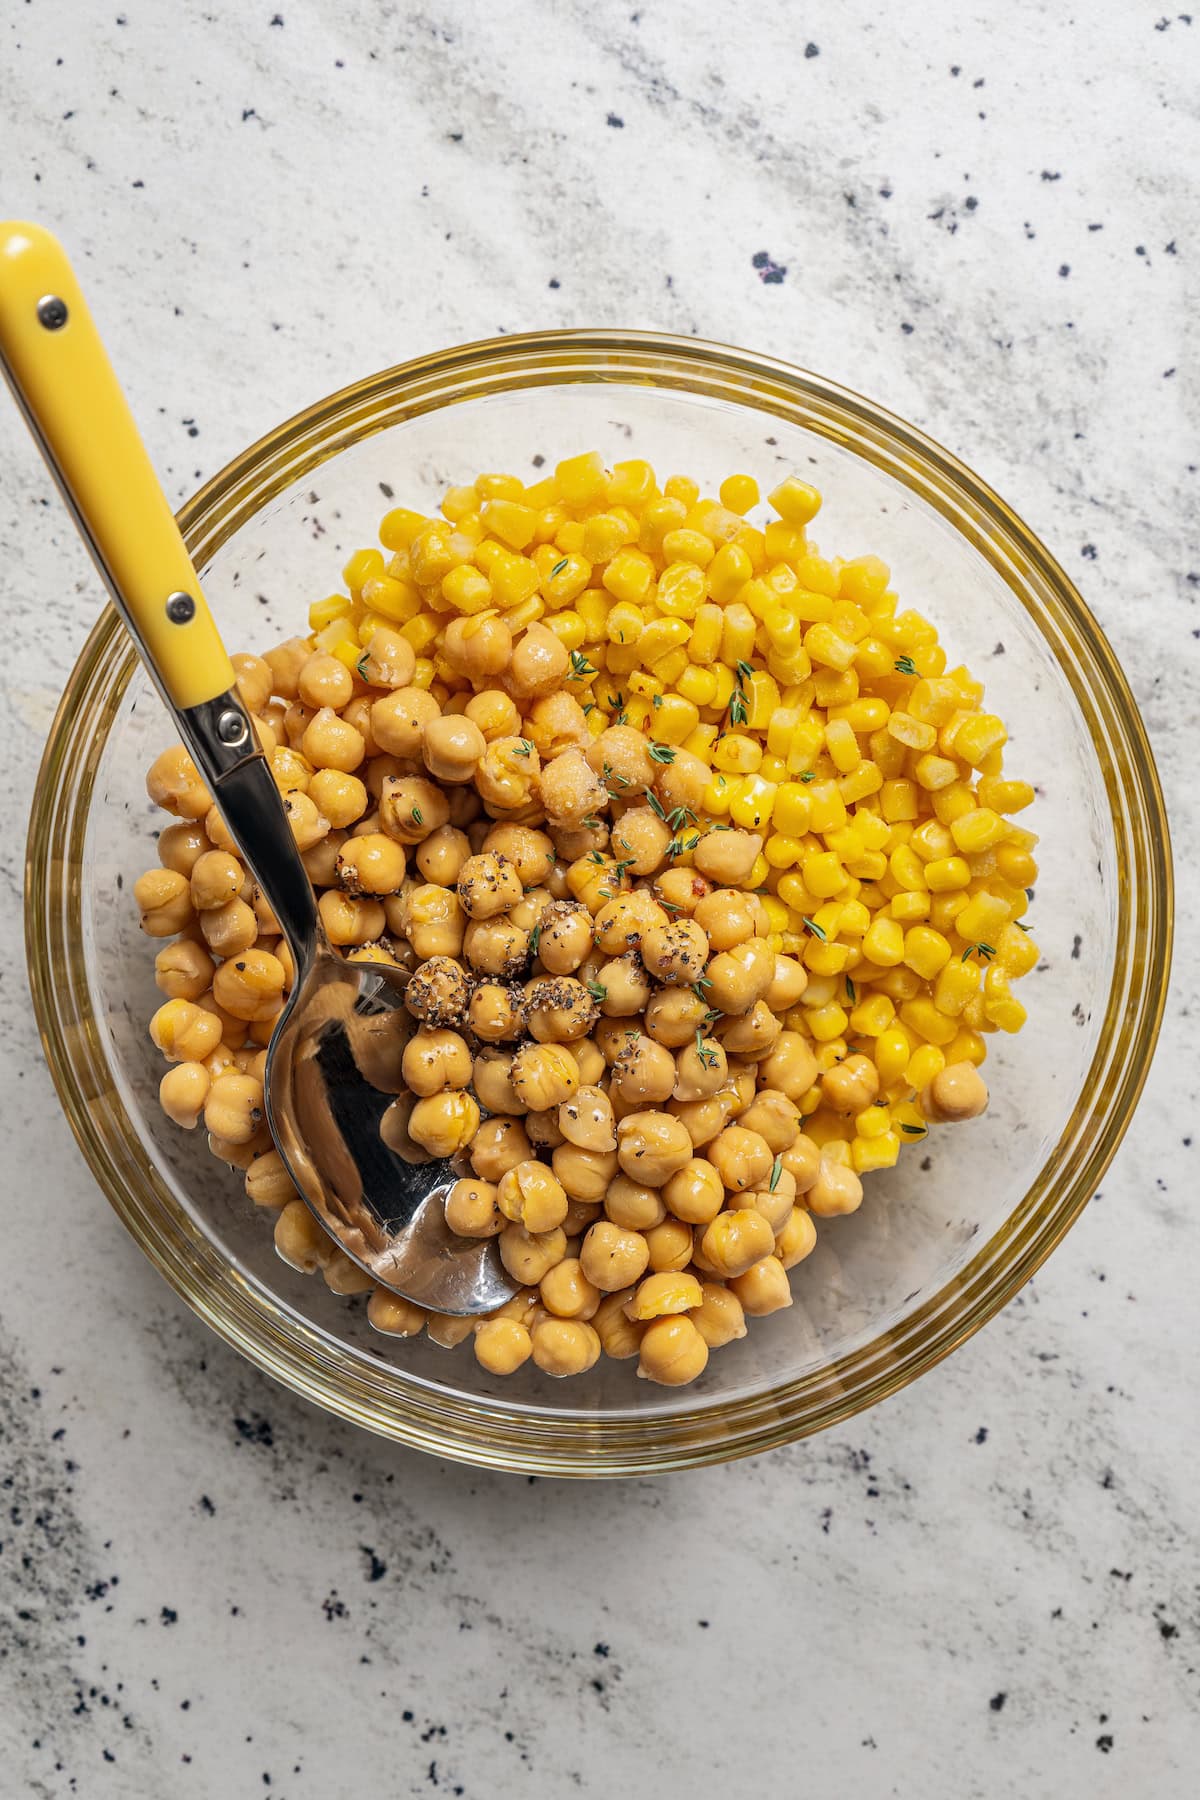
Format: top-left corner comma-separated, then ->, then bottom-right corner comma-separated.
165,591 -> 195,624
216,709 -> 248,747
36,294 -> 69,331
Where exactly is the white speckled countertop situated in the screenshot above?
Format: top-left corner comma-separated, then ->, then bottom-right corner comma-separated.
1,2 -> 1197,1794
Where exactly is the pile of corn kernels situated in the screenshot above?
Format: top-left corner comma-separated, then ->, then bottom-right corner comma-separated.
136,453 -> 1040,1385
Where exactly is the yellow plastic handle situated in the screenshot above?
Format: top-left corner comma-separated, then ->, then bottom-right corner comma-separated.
0,222 -> 235,710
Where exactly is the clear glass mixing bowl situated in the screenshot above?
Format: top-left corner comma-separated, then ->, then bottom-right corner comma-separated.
25,332 -> 1172,1475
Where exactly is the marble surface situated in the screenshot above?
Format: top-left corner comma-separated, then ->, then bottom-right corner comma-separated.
1,1 -> 1197,1794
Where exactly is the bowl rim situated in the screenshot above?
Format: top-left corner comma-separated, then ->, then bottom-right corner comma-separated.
25,327 -> 1174,1476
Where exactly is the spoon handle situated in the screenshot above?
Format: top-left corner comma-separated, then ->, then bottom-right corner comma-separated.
0,220 -> 318,957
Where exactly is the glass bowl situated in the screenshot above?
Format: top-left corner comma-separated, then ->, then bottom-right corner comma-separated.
25,331 -> 1172,1476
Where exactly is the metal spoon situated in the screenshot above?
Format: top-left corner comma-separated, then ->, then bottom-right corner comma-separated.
0,221 -> 517,1315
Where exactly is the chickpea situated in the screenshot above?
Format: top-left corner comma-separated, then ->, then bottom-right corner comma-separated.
422,713 -> 486,784
571,1039 -> 605,1088
274,1197 -> 333,1273
672,1034 -> 728,1102
581,725 -> 649,794
158,1059 -> 211,1128
322,1250 -> 375,1297
379,774 -> 450,844
521,976 -> 594,1045
197,991 -> 247,1050
301,828 -> 345,887
470,1120 -> 533,1187
183,847 -> 245,913
405,954 -> 470,1027
527,1109 -> 565,1148
722,1060 -> 758,1117
463,917 -> 529,977
473,1316 -> 532,1374
297,652 -> 354,711
456,851 -> 522,919
707,1125 -> 773,1194
766,953 -> 809,1011
700,1207 -> 776,1278
465,687 -> 521,742
610,1034 -> 677,1107
782,1133 -> 821,1195
615,1110 -> 693,1186
318,888 -> 386,946
693,889 -> 754,952
775,1205 -> 818,1269
282,790 -> 329,852
604,1175 -> 667,1231
293,770 -> 357,841
371,686 -> 440,758
263,636 -> 311,702
157,820 -> 210,876
281,704 -> 315,754
705,939 -> 776,1015
356,624 -> 417,690
250,712 -> 279,760
134,868 -> 195,937
593,1289 -> 644,1359
476,735 -> 541,811
536,900 -> 592,974
662,1157 -> 725,1225
401,1028 -> 473,1096
230,650 -> 274,714
472,1052 -> 526,1119
478,823 -> 550,889
510,887 -> 552,934
539,1257 -> 601,1320
729,1255 -> 794,1317
579,1220 -> 650,1292
531,1317 -> 601,1377
203,1070 -> 264,1146
692,1281 -> 748,1349
465,982 -> 521,1043
670,1092 -> 734,1148
923,1062 -> 989,1122
404,883 -> 465,961
738,1089 -> 801,1154
198,897 -> 257,958
550,1141 -> 617,1202
539,748 -> 608,827
644,1218 -> 692,1272
652,746 -> 709,818
524,691 -> 591,759
335,832 -> 407,897
416,824 -> 471,886
498,1222 -> 568,1285
637,1314 -> 709,1386
367,1287 -> 428,1337
509,1042 -> 579,1112
211,948 -> 287,1024
408,1090 -> 481,1158
641,988 -> 706,1051
442,613 -> 513,686
146,744 -> 212,820
557,1085 -> 616,1151
552,818 -> 609,864
203,803 -> 240,856
243,1148 -> 294,1211
742,1166 -> 796,1233
624,1270 -> 703,1320
654,865 -> 712,916
719,1001 -> 781,1059
759,1031 -> 820,1103
208,1123 -> 271,1169
154,938 -> 216,1001
301,705 -> 365,773
822,1053 -> 880,1116
592,953 -> 648,1019
508,622 -> 569,698
426,1311 -> 476,1349
497,1160 -> 569,1233
806,1156 -> 865,1218
593,890 -> 665,955
608,805 -> 671,876
637,919 -> 707,986
692,827 -> 761,886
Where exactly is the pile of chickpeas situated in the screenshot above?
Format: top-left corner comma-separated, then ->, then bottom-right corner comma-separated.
136,453 -> 1038,1386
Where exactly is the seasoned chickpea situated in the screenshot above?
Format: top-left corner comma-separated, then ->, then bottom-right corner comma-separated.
610,805 -> 672,876
470,1117 -> 533,1183
403,884 -> 464,960
336,832 -> 407,896
822,1053 -> 881,1115
587,724 -> 656,792
443,612 -> 513,683
472,1052 -> 526,1119
692,1281 -> 748,1348
158,1060 -> 211,1128
203,1070 -> 264,1146
146,744 -> 212,820
402,1028 -> 473,1096
705,939 -> 776,1015
423,713 -> 487,783
457,852 -> 523,918
580,1220 -> 651,1292
654,865 -> 712,916
572,1038 -> 606,1087
603,1173 -> 666,1230
212,948 -> 286,1023
644,986 -> 710,1048
371,686 -> 440,757
672,1034 -> 728,1102
563,1197 -> 603,1236
281,704 -> 315,754
766,953 -> 809,1011
301,828 -> 345,887
508,622 -> 569,698
527,1109 -> 565,1148
923,1062 -> 989,1122
405,954 -> 470,1027
298,651 -> 354,711
593,889 -> 665,955
539,1257 -> 601,1320
274,1197 -> 332,1273
497,1160 -> 569,1233
693,889 -> 755,952
482,823 -> 554,888
498,1222 -> 568,1285
637,1314 -> 709,1386
157,819 -> 210,877
468,982 -> 525,1042
662,1157 -> 725,1225
553,817 -> 609,863
408,1090 -> 481,1157
692,826 -> 761,886
339,696 -> 379,759
719,1000 -> 781,1059
775,1205 -> 818,1268
367,1287 -> 427,1337
539,748 -> 608,827
416,824 -> 471,886
465,687 -> 521,742
154,938 -> 216,1001
806,1156 -> 865,1218
557,1085 -> 616,1151
379,775 -> 450,844
708,1125 -> 774,1193
190,853 -> 248,923
463,917 -> 529,977
510,887 -> 552,933
624,1270 -> 703,1320
318,888 -> 387,947
301,705 -> 365,773
640,919 -> 709,985
534,901 -> 590,975
524,691 -> 591,759
730,1255 -> 793,1317
475,735 -> 541,810
595,953 -> 650,1018
552,1143 -> 619,1203
473,1316 -> 532,1374
610,1033 -> 677,1107
304,768 -> 366,832
531,1317 -> 601,1377
593,1289 -> 644,1359
357,625 -> 417,690
510,1042 -> 579,1111
615,1110 -> 693,1186
282,790 -> 330,851
134,868 -> 195,937
759,1032 -> 820,1103
700,1207 -> 776,1278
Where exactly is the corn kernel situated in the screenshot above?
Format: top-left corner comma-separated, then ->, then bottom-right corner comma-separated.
766,833 -> 805,869
555,451 -> 607,508
806,781 -> 847,835
995,921 -> 1039,977
440,563 -> 494,615
676,664 -> 717,706
946,1027 -> 987,1066
875,1027 -> 911,1084
688,604 -> 723,664
899,997 -> 958,1046
903,925 -> 952,980
906,1044 -> 946,1090
948,807 -> 1008,854
995,845 -> 1039,887
932,957 -> 981,1016
839,762 -> 883,805
308,594 -> 354,633
605,459 -> 656,508
978,775 -> 1036,814
850,992 -> 895,1036
663,474 -> 700,507
717,473 -> 758,515
887,844 -> 926,892
731,777 -> 777,830
712,733 -> 762,775
802,850 -> 847,898
721,603 -> 757,664
543,612 -> 585,652
823,716 -> 860,773
924,855 -> 972,892
654,694 -> 701,744
887,710 -> 938,752
863,916 -> 905,966
500,594 -> 544,632
852,1132 -> 901,1174
804,623 -> 857,672
768,476 -> 822,526
954,712 -> 1008,767
838,556 -> 891,606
